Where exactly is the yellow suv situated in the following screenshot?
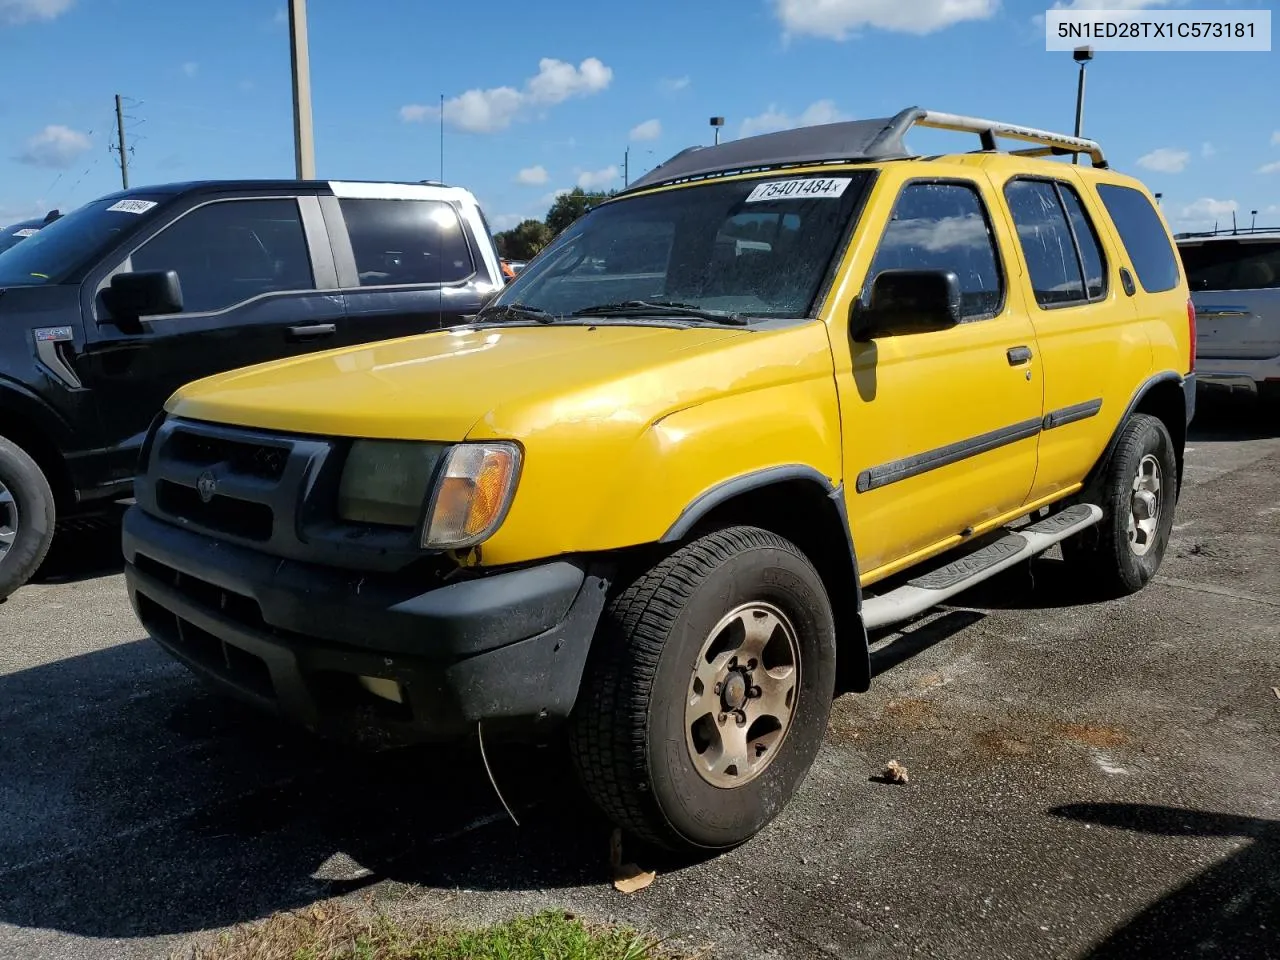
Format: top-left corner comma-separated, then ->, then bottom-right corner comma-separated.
123,109 -> 1196,853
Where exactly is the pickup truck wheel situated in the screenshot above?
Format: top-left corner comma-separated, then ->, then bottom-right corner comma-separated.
569,525 -> 836,853
1062,413 -> 1176,597
0,437 -> 56,602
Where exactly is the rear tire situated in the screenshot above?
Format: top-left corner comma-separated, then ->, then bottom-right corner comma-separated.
0,437 -> 56,602
569,525 -> 836,853
1061,413 -> 1177,598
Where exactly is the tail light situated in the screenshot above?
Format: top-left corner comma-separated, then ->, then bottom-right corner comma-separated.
1186,298 -> 1197,373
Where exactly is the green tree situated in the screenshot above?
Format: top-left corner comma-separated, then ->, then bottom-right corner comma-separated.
545,188 -> 615,236
494,219 -> 552,261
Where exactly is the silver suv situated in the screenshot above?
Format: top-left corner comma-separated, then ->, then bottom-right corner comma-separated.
1177,227 -> 1280,404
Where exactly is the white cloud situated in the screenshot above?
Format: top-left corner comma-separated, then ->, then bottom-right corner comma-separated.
1201,142 -> 1216,159
1271,131 -> 1280,147
740,100 -> 848,138
630,119 -> 661,142
1265,204 -> 1280,216
516,165 -> 549,185
401,57 -> 612,134
660,76 -> 690,93
1258,161 -> 1280,175
540,188 -> 572,206
182,61 -> 198,78
1176,197 -> 1238,228
1051,0 -> 1176,8
273,6 -> 287,24
1136,147 -> 1190,174
490,213 -> 526,231
0,0 -> 73,24
775,0 -> 996,39
577,166 -> 619,190
15,125 -> 91,169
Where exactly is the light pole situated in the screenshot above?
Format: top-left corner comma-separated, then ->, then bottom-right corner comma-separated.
1072,46 -> 1093,165
710,116 -> 725,146
1252,210 -> 1259,230
288,0 -> 316,179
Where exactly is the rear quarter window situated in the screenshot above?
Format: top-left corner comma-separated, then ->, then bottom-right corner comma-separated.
1096,184 -> 1182,294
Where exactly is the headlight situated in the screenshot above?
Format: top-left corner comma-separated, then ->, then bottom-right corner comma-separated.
336,439 -> 521,551
337,441 -> 448,528
423,442 -> 521,550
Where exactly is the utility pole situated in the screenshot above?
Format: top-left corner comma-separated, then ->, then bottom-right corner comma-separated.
1252,210 -> 1258,230
624,146 -> 629,188
1072,46 -> 1093,165
288,0 -> 316,179
710,116 -> 725,146
114,94 -> 129,189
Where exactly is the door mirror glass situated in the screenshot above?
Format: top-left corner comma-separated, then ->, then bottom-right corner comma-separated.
853,269 -> 963,341
104,270 -> 184,332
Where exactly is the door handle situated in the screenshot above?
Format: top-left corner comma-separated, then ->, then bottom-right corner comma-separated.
1007,345 -> 1033,365
286,323 -> 337,342
1196,307 -> 1251,320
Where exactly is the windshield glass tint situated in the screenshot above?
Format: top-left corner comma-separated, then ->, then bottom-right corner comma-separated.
0,195 -> 169,286
494,173 -> 873,321
1179,240 -> 1280,291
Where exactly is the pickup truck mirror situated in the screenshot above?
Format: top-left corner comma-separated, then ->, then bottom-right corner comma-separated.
852,269 -> 963,342
104,270 -> 184,333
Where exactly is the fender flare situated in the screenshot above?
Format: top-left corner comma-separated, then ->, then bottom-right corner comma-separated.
1085,371 -> 1190,496
660,464 -> 872,693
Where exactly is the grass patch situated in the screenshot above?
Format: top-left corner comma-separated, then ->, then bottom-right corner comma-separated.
177,902 -> 677,960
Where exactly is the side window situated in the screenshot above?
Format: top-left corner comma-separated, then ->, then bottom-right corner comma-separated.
1096,184 -> 1182,293
866,182 -> 1003,320
1059,186 -> 1107,299
340,198 -> 475,286
1004,180 -> 1086,307
131,198 -> 313,314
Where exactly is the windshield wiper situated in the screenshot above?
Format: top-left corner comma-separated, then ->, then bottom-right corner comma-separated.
570,300 -> 749,326
475,302 -> 559,324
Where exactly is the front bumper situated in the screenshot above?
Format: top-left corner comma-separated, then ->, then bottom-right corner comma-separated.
123,506 -> 608,746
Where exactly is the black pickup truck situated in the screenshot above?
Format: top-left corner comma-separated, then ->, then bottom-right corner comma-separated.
0,179 -> 504,599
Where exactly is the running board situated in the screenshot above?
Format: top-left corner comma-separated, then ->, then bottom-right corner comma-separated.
861,504 -> 1103,631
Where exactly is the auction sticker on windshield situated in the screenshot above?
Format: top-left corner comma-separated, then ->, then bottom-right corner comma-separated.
13,228 -> 39,237
745,178 -> 852,203
106,199 -> 158,215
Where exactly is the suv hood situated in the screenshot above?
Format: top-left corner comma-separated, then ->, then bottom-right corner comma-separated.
166,323 -> 763,441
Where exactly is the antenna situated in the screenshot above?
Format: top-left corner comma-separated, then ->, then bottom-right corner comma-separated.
1232,210 -> 1238,234
439,93 -> 445,184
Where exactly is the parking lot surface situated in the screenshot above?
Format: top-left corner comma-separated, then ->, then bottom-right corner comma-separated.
1,395 -> 1277,960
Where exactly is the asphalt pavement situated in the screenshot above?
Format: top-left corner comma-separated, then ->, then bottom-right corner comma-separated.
1,393 -> 1277,960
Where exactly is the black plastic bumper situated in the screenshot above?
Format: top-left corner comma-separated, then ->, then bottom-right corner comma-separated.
122,506 -> 608,745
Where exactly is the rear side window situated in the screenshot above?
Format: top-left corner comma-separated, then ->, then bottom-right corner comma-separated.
340,198 -> 474,286
130,198 -> 314,314
865,181 -> 1004,320
1179,240 -> 1280,291
1004,179 -> 1108,307
1096,184 -> 1181,293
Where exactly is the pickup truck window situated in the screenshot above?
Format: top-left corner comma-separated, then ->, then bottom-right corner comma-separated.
866,181 -> 1003,321
0,195 -> 169,287
339,198 -> 475,286
1005,179 -> 1106,307
1097,184 -> 1182,294
1180,240 -> 1280,291
130,198 -> 314,314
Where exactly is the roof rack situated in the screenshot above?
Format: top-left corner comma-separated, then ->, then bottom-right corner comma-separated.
620,107 -> 1107,194
1175,226 -> 1280,241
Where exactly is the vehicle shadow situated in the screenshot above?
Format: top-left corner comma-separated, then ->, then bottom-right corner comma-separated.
31,505 -> 127,585
1051,803 -> 1279,959
1189,391 -> 1279,442
0,640 -> 616,941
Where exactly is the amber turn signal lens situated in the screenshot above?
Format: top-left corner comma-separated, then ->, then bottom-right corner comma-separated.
422,443 -> 521,550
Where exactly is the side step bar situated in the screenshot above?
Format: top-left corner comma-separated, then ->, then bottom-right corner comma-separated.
861,503 -> 1103,631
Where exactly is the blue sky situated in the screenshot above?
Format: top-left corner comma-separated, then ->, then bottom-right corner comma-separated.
1,0 -> 1276,233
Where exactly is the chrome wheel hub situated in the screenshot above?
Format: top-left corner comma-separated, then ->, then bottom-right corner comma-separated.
0,480 -> 17,562
685,602 -> 801,789
1128,454 -> 1163,557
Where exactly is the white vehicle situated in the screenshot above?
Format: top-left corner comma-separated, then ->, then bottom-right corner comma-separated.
1177,227 -> 1280,404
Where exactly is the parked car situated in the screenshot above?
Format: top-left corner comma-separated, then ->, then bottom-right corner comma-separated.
0,179 -> 502,599
1176,227 -> 1280,404
122,110 -> 1194,854
0,209 -> 61,254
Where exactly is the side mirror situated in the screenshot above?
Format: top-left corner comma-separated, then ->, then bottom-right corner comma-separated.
104,270 -> 183,333
852,269 -> 963,342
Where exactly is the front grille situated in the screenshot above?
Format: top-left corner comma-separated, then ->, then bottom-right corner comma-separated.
156,480 -> 274,541
163,430 -> 290,481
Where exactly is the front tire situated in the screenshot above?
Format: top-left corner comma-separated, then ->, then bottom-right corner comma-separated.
1062,413 -> 1177,597
0,437 -> 56,602
570,525 -> 837,853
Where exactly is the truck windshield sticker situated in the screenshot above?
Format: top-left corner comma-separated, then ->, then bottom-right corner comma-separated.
106,199 -> 158,215
13,228 -> 39,237
745,178 -> 852,204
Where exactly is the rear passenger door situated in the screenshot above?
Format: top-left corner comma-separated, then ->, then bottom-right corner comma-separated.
323,192 -> 497,344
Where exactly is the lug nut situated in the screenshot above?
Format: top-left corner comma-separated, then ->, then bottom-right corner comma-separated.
718,713 -> 727,725
747,658 -> 758,670
714,682 -> 723,695
749,685 -> 762,699
735,711 -> 747,727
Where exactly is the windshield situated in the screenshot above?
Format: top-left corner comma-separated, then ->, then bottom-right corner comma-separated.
0,223 -> 42,255
491,172 -> 873,323
1179,239 -> 1280,292
0,195 -> 170,287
